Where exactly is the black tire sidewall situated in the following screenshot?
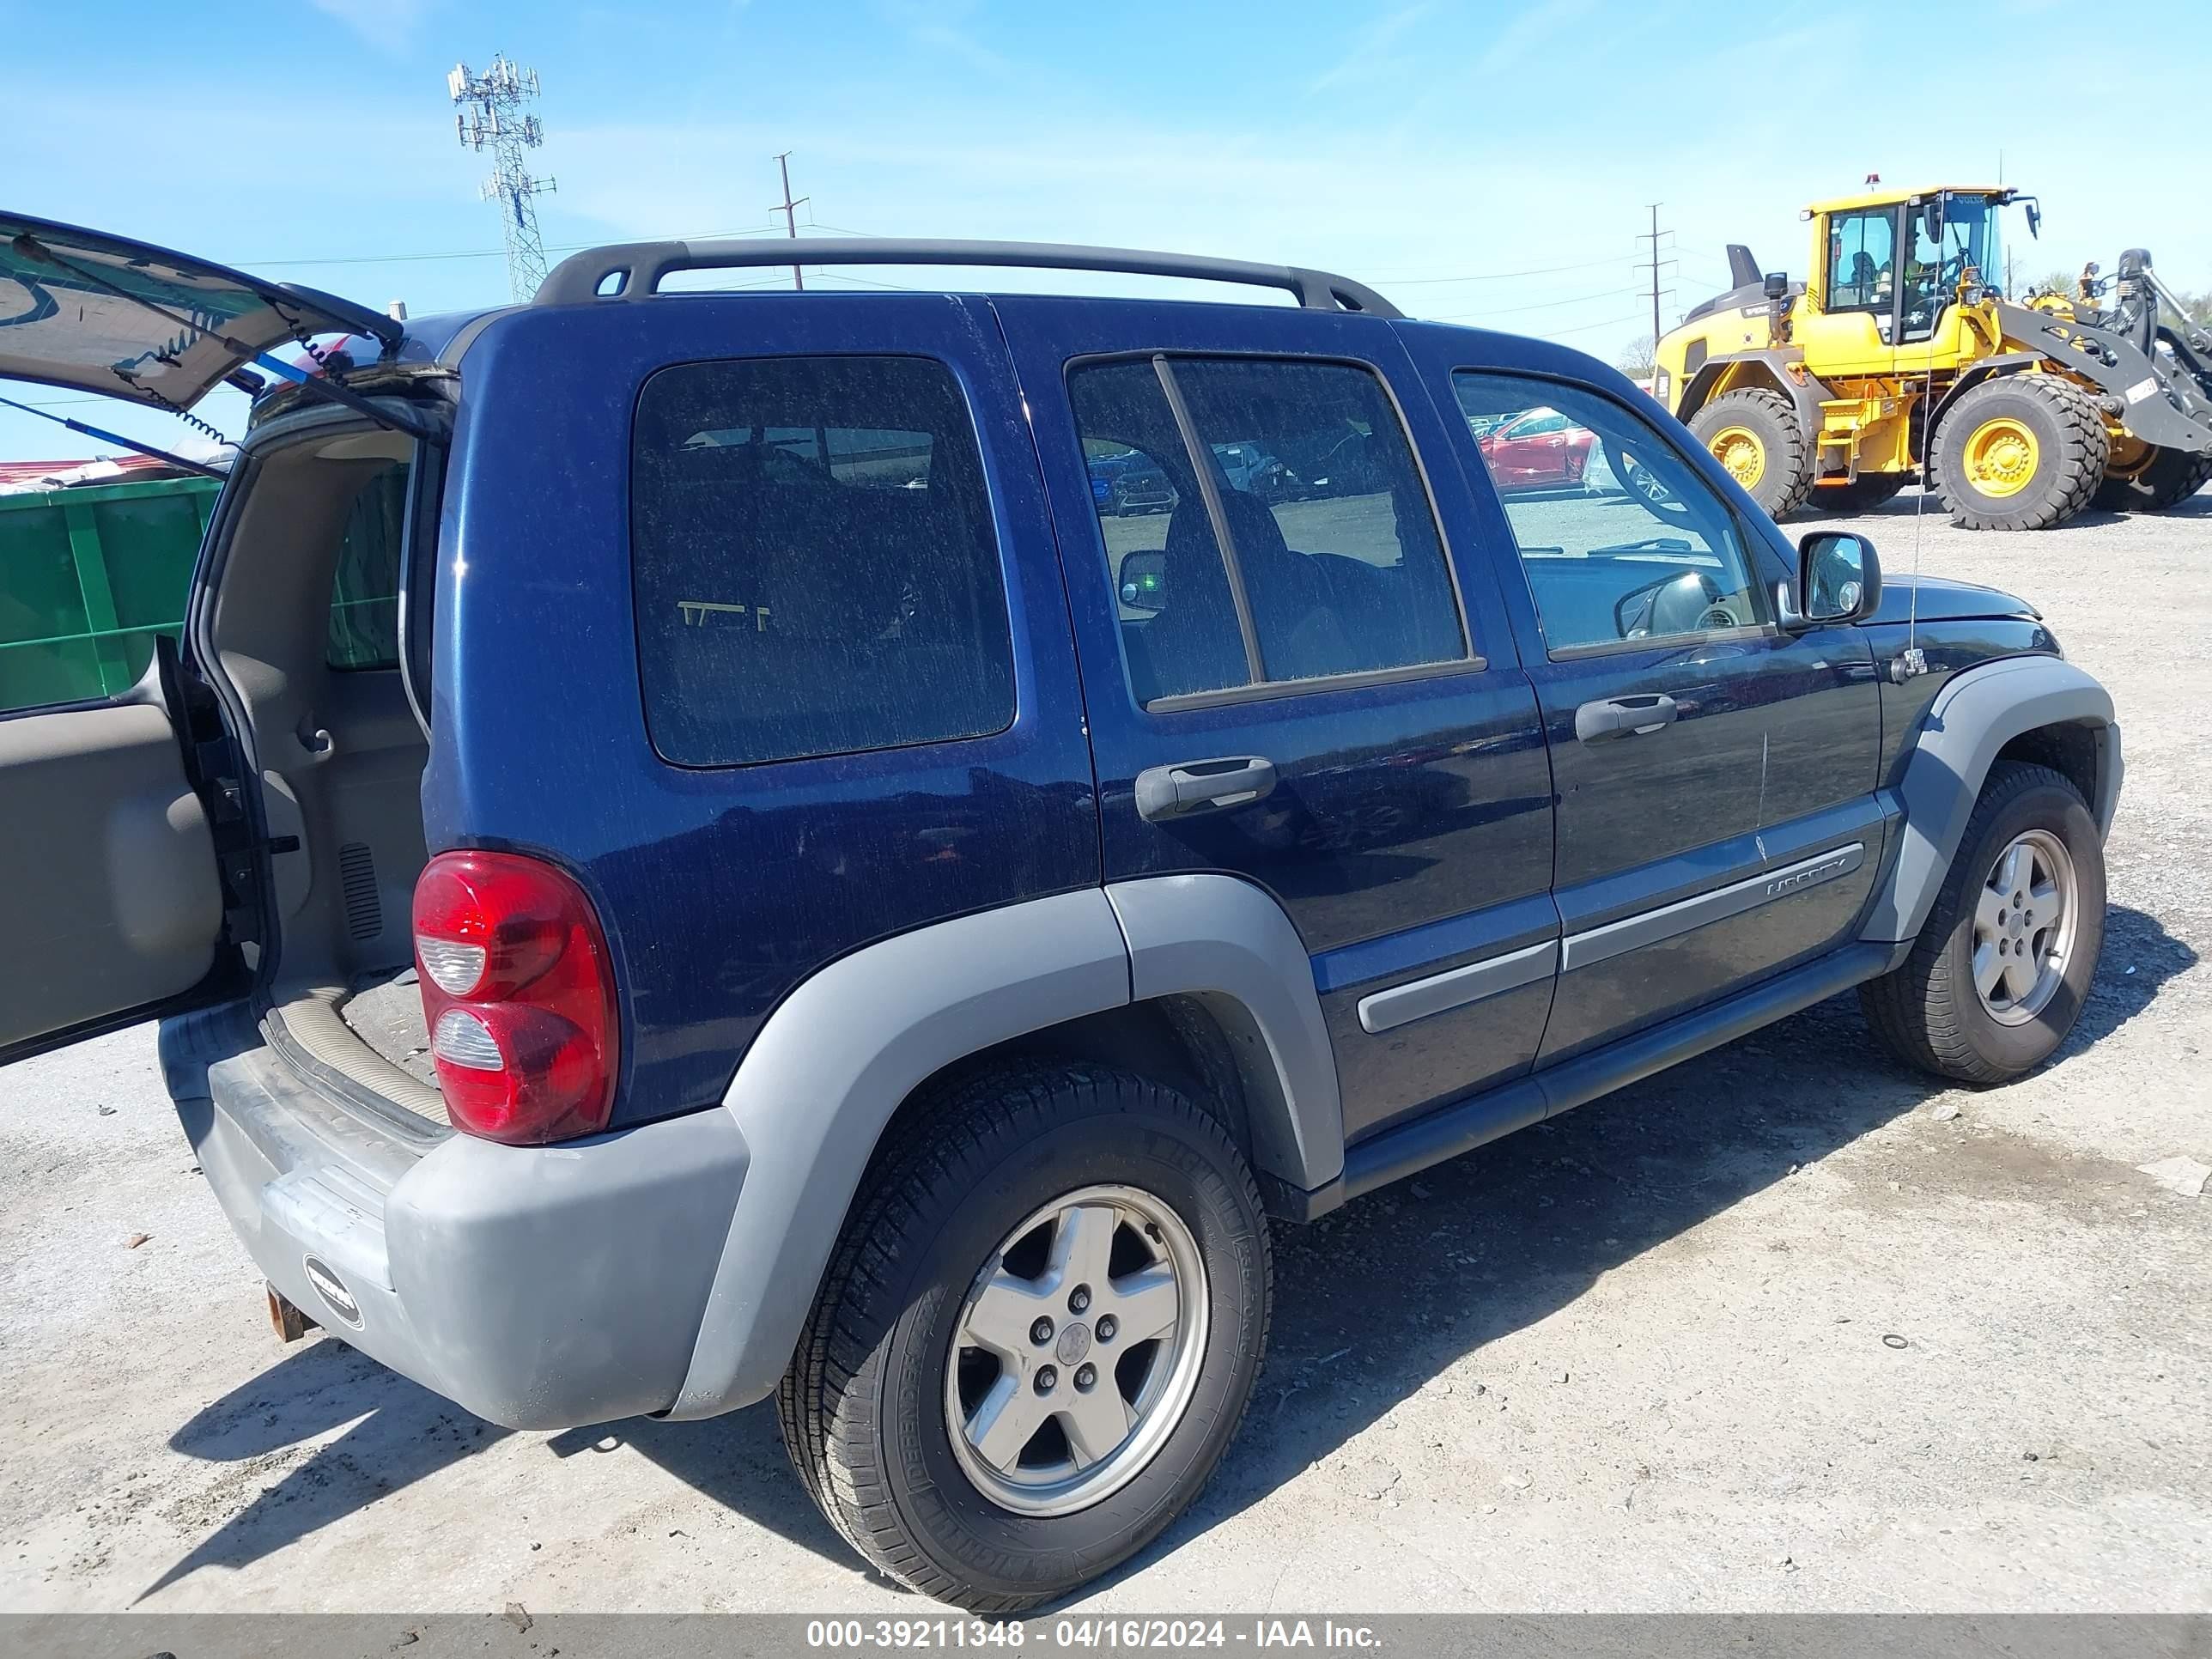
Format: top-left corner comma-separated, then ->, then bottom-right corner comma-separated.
1936,779 -> 2106,1074
2102,446 -> 2212,512
1690,393 -> 1801,518
868,1088 -> 1268,1601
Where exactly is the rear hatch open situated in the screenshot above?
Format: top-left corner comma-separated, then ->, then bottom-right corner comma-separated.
3,212 -> 402,414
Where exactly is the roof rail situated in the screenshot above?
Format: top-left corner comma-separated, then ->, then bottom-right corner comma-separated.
532,237 -> 1403,319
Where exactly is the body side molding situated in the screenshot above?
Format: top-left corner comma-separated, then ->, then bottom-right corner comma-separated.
1561,842 -> 1866,971
1358,939 -> 1559,1035
1861,656 -> 2120,945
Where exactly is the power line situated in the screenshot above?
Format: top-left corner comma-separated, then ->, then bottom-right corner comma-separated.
1431,285 -> 1640,322
1368,253 -> 1636,285
228,224 -> 805,269
1541,311 -> 1650,338
807,270 -> 923,291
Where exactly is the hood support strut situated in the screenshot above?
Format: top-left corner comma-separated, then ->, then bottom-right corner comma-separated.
0,391 -> 227,480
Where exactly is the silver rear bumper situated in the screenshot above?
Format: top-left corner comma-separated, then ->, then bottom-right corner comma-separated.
161,1004 -> 750,1430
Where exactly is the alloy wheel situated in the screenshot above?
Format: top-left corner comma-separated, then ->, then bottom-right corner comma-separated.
944,1183 -> 1209,1517
1972,828 -> 2077,1024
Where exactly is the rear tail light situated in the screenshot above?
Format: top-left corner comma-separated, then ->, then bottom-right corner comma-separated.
411,849 -> 619,1144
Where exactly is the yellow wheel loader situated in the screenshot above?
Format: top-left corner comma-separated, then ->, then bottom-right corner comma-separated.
1653,185 -> 2212,529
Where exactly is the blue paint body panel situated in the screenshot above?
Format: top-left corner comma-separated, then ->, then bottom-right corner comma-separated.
398,283 -> 2070,1139
425,295 -> 1100,1125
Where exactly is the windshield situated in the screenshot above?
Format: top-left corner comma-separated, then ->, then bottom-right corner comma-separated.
1901,192 -> 2002,341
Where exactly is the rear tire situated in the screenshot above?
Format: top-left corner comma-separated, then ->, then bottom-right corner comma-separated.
1860,762 -> 2106,1084
1689,387 -> 1814,520
778,1061 -> 1272,1613
2093,444 -> 2212,512
1932,374 -> 2108,530
1810,473 -> 1906,513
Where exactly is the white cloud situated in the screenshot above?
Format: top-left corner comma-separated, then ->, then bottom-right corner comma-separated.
1311,4 -> 1435,93
308,0 -> 431,49
1476,0 -> 1596,76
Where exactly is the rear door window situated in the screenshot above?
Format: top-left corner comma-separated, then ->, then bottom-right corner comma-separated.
1066,355 -> 1468,708
630,356 -> 1016,767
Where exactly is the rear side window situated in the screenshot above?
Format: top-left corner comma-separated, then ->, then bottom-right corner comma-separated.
1066,356 -> 1466,708
631,356 -> 1016,768
325,462 -> 408,671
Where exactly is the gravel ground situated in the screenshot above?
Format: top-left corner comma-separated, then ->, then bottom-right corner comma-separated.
3,491 -> 2208,1616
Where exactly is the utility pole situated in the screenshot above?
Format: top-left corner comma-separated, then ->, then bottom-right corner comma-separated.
1635,204 -> 1676,360
450,56 -> 556,302
774,152 -> 809,291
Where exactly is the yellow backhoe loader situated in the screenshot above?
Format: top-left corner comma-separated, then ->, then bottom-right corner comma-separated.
1653,185 -> 2212,529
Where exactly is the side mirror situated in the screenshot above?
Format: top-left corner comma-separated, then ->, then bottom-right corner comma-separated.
2025,200 -> 2041,240
1790,531 -> 1881,626
1118,550 -> 1169,613
1762,271 -> 1789,300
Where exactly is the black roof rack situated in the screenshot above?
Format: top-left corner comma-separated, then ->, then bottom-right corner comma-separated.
532,237 -> 1402,319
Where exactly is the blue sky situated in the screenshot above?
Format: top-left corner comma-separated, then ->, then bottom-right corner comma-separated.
5,0 -> 2203,461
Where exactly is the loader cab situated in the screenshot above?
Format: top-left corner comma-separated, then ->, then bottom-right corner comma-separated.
1798,187 -> 2014,369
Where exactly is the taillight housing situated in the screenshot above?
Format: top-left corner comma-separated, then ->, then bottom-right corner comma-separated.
411,849 -> 619,1145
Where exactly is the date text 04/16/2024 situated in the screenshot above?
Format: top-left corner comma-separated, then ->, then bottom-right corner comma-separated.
805,1619 -> 1384,1650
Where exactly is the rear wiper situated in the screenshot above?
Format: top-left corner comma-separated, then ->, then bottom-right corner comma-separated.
0,390 -> 227,480
11,231 -> 436,442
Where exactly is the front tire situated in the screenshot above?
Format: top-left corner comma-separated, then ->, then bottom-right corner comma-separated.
1861,761 -> 2106,1083
1931,374 -> 2108,530
778,1062 -> 1272,1612
1689,387 -> 1814,520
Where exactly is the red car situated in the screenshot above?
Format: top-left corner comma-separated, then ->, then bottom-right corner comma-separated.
1475,406 -> 1596,493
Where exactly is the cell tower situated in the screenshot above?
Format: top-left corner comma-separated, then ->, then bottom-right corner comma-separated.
448,56 -> 556,301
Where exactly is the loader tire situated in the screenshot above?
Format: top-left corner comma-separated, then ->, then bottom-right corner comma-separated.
1689,389 -> 1814,520
2093,444 -> 2212,512
1932,374 -> 2108,531
1810,473 -> 1906,514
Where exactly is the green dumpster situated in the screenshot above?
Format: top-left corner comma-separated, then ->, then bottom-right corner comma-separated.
0,473 -> 222,713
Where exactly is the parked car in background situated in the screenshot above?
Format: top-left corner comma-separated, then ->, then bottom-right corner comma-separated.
1087,446 -> 1176,514
1209,438 -> 1299,500
1475,404 -> 1596,492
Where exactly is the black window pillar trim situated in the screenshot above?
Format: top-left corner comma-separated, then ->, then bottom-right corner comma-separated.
1151,353 -> 1267,684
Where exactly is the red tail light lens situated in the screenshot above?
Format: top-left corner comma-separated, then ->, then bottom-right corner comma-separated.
411,850 -> 618,1144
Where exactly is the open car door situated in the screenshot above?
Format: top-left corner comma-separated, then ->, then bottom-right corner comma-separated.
0,213 -> 387,1062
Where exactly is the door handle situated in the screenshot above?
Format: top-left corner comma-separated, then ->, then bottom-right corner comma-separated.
1134,756 -> 1279,821
1574,694 -> 1677,743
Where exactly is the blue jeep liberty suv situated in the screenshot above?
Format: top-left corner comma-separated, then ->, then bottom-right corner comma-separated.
0,217 -> 2121,1609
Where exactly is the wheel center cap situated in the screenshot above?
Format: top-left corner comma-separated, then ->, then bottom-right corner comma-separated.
1055,1323 -> 1092,1366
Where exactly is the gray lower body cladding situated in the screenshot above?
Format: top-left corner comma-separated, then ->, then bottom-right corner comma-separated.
161,1003 -> 748,1431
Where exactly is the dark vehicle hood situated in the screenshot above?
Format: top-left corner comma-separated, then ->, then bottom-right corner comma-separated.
1867,574 -> 2039,626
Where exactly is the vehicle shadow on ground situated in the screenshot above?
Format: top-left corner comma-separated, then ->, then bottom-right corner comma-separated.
1096,902 -> 2196,1596
142,908 -> 2193,1604
141,1341 -> 514,1601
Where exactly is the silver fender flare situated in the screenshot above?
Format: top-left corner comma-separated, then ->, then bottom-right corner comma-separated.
1860,655 -> 2121,945
666,876 -> 1340,1418
1108,873 -> 1344,1194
